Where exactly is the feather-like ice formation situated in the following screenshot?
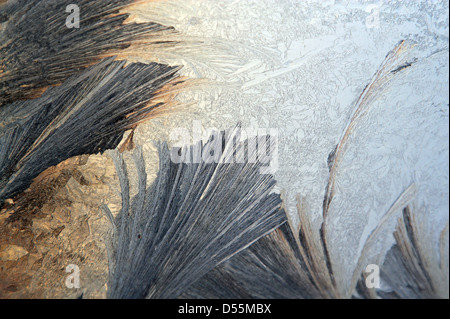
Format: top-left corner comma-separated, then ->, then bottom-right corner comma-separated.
181,201 -> 337,299
0,0 -> 177,106
323,40 -> 417,220
183,185 -> 418,299
104,130 -> 286,298
0,57 -> 181,205
356,205 -> 449,299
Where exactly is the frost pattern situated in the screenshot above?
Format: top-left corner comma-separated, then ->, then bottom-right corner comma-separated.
123,0 -> 449,292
